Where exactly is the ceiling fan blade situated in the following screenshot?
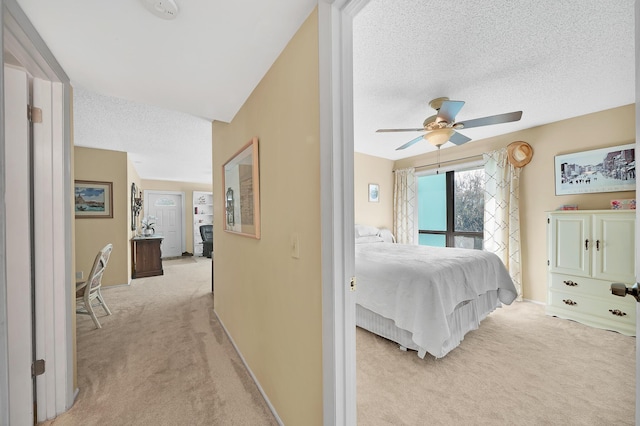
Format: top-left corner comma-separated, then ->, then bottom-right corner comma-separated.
456,111 -> 522,130
377,128 -> 425,133
396,135 -> 424,150
437,100 -> 465,122
449,131 -> 472,146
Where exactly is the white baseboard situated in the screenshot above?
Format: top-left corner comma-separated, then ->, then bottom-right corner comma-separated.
213,310 -> 284,426
522,298 -> 546,306
101,282 -> 131,290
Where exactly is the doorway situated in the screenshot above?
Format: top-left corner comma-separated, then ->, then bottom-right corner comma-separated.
2,1 -> 74,422
144,190 -> 185,258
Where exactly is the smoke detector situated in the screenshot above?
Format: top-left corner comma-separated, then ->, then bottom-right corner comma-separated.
141,0 -> 179,20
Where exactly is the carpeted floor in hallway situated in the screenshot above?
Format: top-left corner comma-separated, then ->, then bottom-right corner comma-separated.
40,256 -> 277,426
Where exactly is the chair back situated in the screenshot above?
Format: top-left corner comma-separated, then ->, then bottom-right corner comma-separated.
86,244 -> 113,293
199,225 -> 213,242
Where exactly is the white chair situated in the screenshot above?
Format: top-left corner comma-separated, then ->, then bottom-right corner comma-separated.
76,243 -> 113,329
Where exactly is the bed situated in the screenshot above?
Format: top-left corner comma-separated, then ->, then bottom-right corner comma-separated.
355,225 -> 518,359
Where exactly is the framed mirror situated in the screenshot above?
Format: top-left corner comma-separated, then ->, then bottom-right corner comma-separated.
222,137 -> 261,239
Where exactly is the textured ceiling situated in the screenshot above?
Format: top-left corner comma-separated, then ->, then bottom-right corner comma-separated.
12,0 -> 636,183
73,88 -> 213,183
353,0 -> 635,160
14,0 -> 317,184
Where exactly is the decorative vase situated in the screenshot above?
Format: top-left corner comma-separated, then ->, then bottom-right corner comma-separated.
143,228 -> 154,236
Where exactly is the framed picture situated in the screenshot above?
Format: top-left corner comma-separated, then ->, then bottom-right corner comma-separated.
554,143 -> 636,195
368,183 -> 380,202
74,180 -> 113,218
222,137 -> 261,239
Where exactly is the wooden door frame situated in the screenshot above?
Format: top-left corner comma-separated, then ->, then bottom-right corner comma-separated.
1,0 -> 73,423
318,0 -> 369,423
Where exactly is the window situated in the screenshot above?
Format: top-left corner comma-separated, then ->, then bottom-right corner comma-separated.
417,168 -> 485,249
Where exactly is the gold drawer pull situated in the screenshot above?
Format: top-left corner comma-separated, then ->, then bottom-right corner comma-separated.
562,299 -> 577,306
563,280 -> 578,287
609,309 -> 627,317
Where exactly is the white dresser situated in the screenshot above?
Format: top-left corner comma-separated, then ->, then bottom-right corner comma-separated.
546,210 -> 636,335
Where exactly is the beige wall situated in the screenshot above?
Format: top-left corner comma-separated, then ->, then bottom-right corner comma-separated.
392,104 -> 636,302
74,146 -> 129,286
75,145 -> 213,288
354,152 -> 394,230
212,9 -> 322,425
140,179 -> 213,255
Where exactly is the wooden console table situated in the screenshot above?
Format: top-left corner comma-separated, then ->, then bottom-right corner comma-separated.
131,236 -> 164,278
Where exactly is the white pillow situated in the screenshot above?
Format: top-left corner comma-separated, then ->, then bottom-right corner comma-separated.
355,224 -> 380,238
355,235 -> 384,244
378,228 -> 396,243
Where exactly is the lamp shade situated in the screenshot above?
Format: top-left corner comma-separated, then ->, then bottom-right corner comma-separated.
424,128 -> 454,147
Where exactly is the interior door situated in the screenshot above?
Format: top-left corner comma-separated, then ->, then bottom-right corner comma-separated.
635,3 -> 640,424
145,191 -> 184,258
4,64 -> 34,425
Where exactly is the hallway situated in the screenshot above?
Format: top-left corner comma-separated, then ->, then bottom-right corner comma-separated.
41,257 -> 276,425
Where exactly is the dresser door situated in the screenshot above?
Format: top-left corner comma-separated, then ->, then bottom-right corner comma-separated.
549,213 -> 591,277
592,213 -> 635,282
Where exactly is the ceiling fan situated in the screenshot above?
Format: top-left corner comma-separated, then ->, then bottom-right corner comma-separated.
377,97 -> 523,150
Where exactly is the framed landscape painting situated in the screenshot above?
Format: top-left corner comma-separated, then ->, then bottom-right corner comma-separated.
74,180 -> 113,218
554,143 -> 636,195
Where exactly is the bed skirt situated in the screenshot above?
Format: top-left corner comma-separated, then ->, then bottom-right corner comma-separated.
356,290 -> 502,359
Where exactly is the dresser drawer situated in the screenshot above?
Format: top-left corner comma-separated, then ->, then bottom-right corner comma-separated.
550,273 -> 636,304
548,289 -> 636,327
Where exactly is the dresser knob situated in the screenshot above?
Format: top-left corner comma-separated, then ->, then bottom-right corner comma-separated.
562,299 -> 577,306
563,280 -> 578,287
609,309 -> 627,317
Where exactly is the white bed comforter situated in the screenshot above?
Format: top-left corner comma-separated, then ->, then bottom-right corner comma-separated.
355,242 -> 518,357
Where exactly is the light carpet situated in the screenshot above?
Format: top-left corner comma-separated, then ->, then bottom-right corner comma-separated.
41,256 -> 636,425
356,301 -> 635,425
41,257 -> 277,426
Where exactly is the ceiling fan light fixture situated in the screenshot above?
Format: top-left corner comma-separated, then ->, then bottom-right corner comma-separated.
424,128 -> 454,148
380,96 -> 523,151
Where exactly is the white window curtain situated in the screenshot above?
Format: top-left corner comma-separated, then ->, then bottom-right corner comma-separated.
483,149 -> 522,299
393,168 -> 416,244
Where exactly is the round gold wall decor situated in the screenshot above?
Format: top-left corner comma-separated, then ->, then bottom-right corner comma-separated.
507,141 -> 533,168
